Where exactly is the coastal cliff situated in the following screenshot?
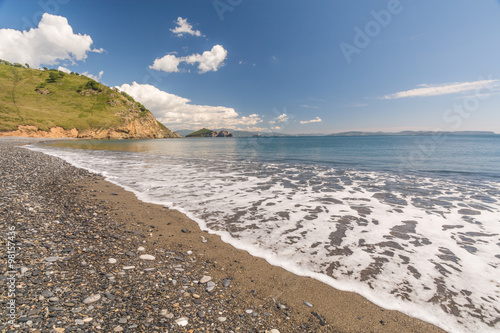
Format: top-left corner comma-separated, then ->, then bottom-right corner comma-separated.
0,61 -> 179,139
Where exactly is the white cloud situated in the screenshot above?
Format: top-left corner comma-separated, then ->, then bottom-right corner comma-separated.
58,66 -> 71,73
271,126 -> 281,131
170,17 -> 203,37
269,113 -> 289,124
0,13 -> 102,68
82,70 -> 104,81
383,80 -> 499,99
300,104 -> 319,109
300,117 -> 322,125
150,45 -> 227,74
116,82 -> 262,129
150,54 -> 181,73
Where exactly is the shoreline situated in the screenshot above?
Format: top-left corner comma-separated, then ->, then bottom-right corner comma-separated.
0,137 -> 445,332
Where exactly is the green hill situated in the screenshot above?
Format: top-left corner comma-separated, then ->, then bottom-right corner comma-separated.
0,61 -> 179,139
186,128 -> 215,137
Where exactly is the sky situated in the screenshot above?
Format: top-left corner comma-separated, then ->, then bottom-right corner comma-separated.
1,0 -> 500,134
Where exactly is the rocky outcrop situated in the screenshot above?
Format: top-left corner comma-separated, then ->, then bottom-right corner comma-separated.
0,113 -> 180,139
216,130 -> 233,137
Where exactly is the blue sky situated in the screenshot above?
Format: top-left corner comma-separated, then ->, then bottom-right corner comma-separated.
1,0 -> 500,133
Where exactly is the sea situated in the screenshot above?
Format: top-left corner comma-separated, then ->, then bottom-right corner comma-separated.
26,134 -> 500,333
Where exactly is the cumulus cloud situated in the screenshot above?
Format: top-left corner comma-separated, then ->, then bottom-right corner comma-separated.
383,80 -> 499,99
170,17 -> 203,37
57,66 -> 71,73
82,70 -> 104,82
300,117 -> 322,124
116,82 -> 262,129
269,113 -> 289,124
0,13 -> 102,68
150,45 -> 227,74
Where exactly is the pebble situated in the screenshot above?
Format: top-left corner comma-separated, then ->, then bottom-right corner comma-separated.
200,275 -> 212,284
108,258 -> 117,264
113,325 -> 124,332
75,319 -> 85,325
41,290 -> 54,297
83,294 -> 101,304
137,246 -> 145,252
223,279 -> 231,288
139,254 -> 155,260
303,301 -> 313,308
197,310 -> 206,318
218,316 -> 227,322
123,266 -> 135,270
118,318 -> 127,324
45,256 -> 59,262
175,317 -> 189,326
246,309 -> 253,314
206,281 -> 216,292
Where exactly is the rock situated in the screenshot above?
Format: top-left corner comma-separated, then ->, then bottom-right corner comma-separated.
137,246 -> 145,252
45,256 -> 59,262
113,325 -> 124,332
123,266 -> 135,270
197,310 -> 206,318
83,294 -> 101,304
206,281 -> 216,292
303,301 -> 313,307
108,258 -> 117,264
218,317 -> 227,322
201,236 -> 207,243
125,251 -> 135,257
118,318 -> 127,324
20,267 -> 29,275
200,275 -> 212,284
75,319 -> 84,325
139,254 -> 155,260
222,279 -> 231,288
246,309 -> 253,314
175,317 -> 188,326
41,290 -> 54,297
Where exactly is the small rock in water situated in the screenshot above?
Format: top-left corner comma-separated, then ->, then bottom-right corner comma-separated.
303,301 -> 313,308
200,275 -> 212,284
139,254 -> 155,260
108,258 -> 117,264
83,294 -> 101,304
175,317 -> 188,326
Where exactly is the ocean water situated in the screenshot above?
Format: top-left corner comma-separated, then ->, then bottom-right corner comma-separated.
27,135 -> 500,333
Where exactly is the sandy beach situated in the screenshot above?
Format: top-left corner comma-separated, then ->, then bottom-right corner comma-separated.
0,138 -> 446,332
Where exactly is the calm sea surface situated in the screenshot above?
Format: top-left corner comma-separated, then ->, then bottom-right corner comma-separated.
28,135 -> 500,333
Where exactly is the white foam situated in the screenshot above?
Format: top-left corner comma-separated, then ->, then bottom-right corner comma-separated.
26,144 -> 500,333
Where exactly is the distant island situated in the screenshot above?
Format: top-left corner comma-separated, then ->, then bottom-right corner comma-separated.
185,128 -> 234,137
0,61 -> 179,139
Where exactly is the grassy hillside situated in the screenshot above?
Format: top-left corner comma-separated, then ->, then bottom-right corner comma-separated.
0,61 -> 175,137
186,128 -> 214,137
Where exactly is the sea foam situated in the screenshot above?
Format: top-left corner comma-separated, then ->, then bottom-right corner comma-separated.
26,145 -> 500,333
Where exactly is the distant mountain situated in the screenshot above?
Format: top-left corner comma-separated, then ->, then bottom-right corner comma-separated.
175,129 -> 195,137
186,128 -> 234,137
327,130 -> 497,137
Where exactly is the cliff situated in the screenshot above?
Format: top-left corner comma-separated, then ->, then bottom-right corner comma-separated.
0,61 -> 179,139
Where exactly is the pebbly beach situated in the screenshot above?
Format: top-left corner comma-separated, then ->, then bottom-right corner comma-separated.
0,137 -> 446,333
